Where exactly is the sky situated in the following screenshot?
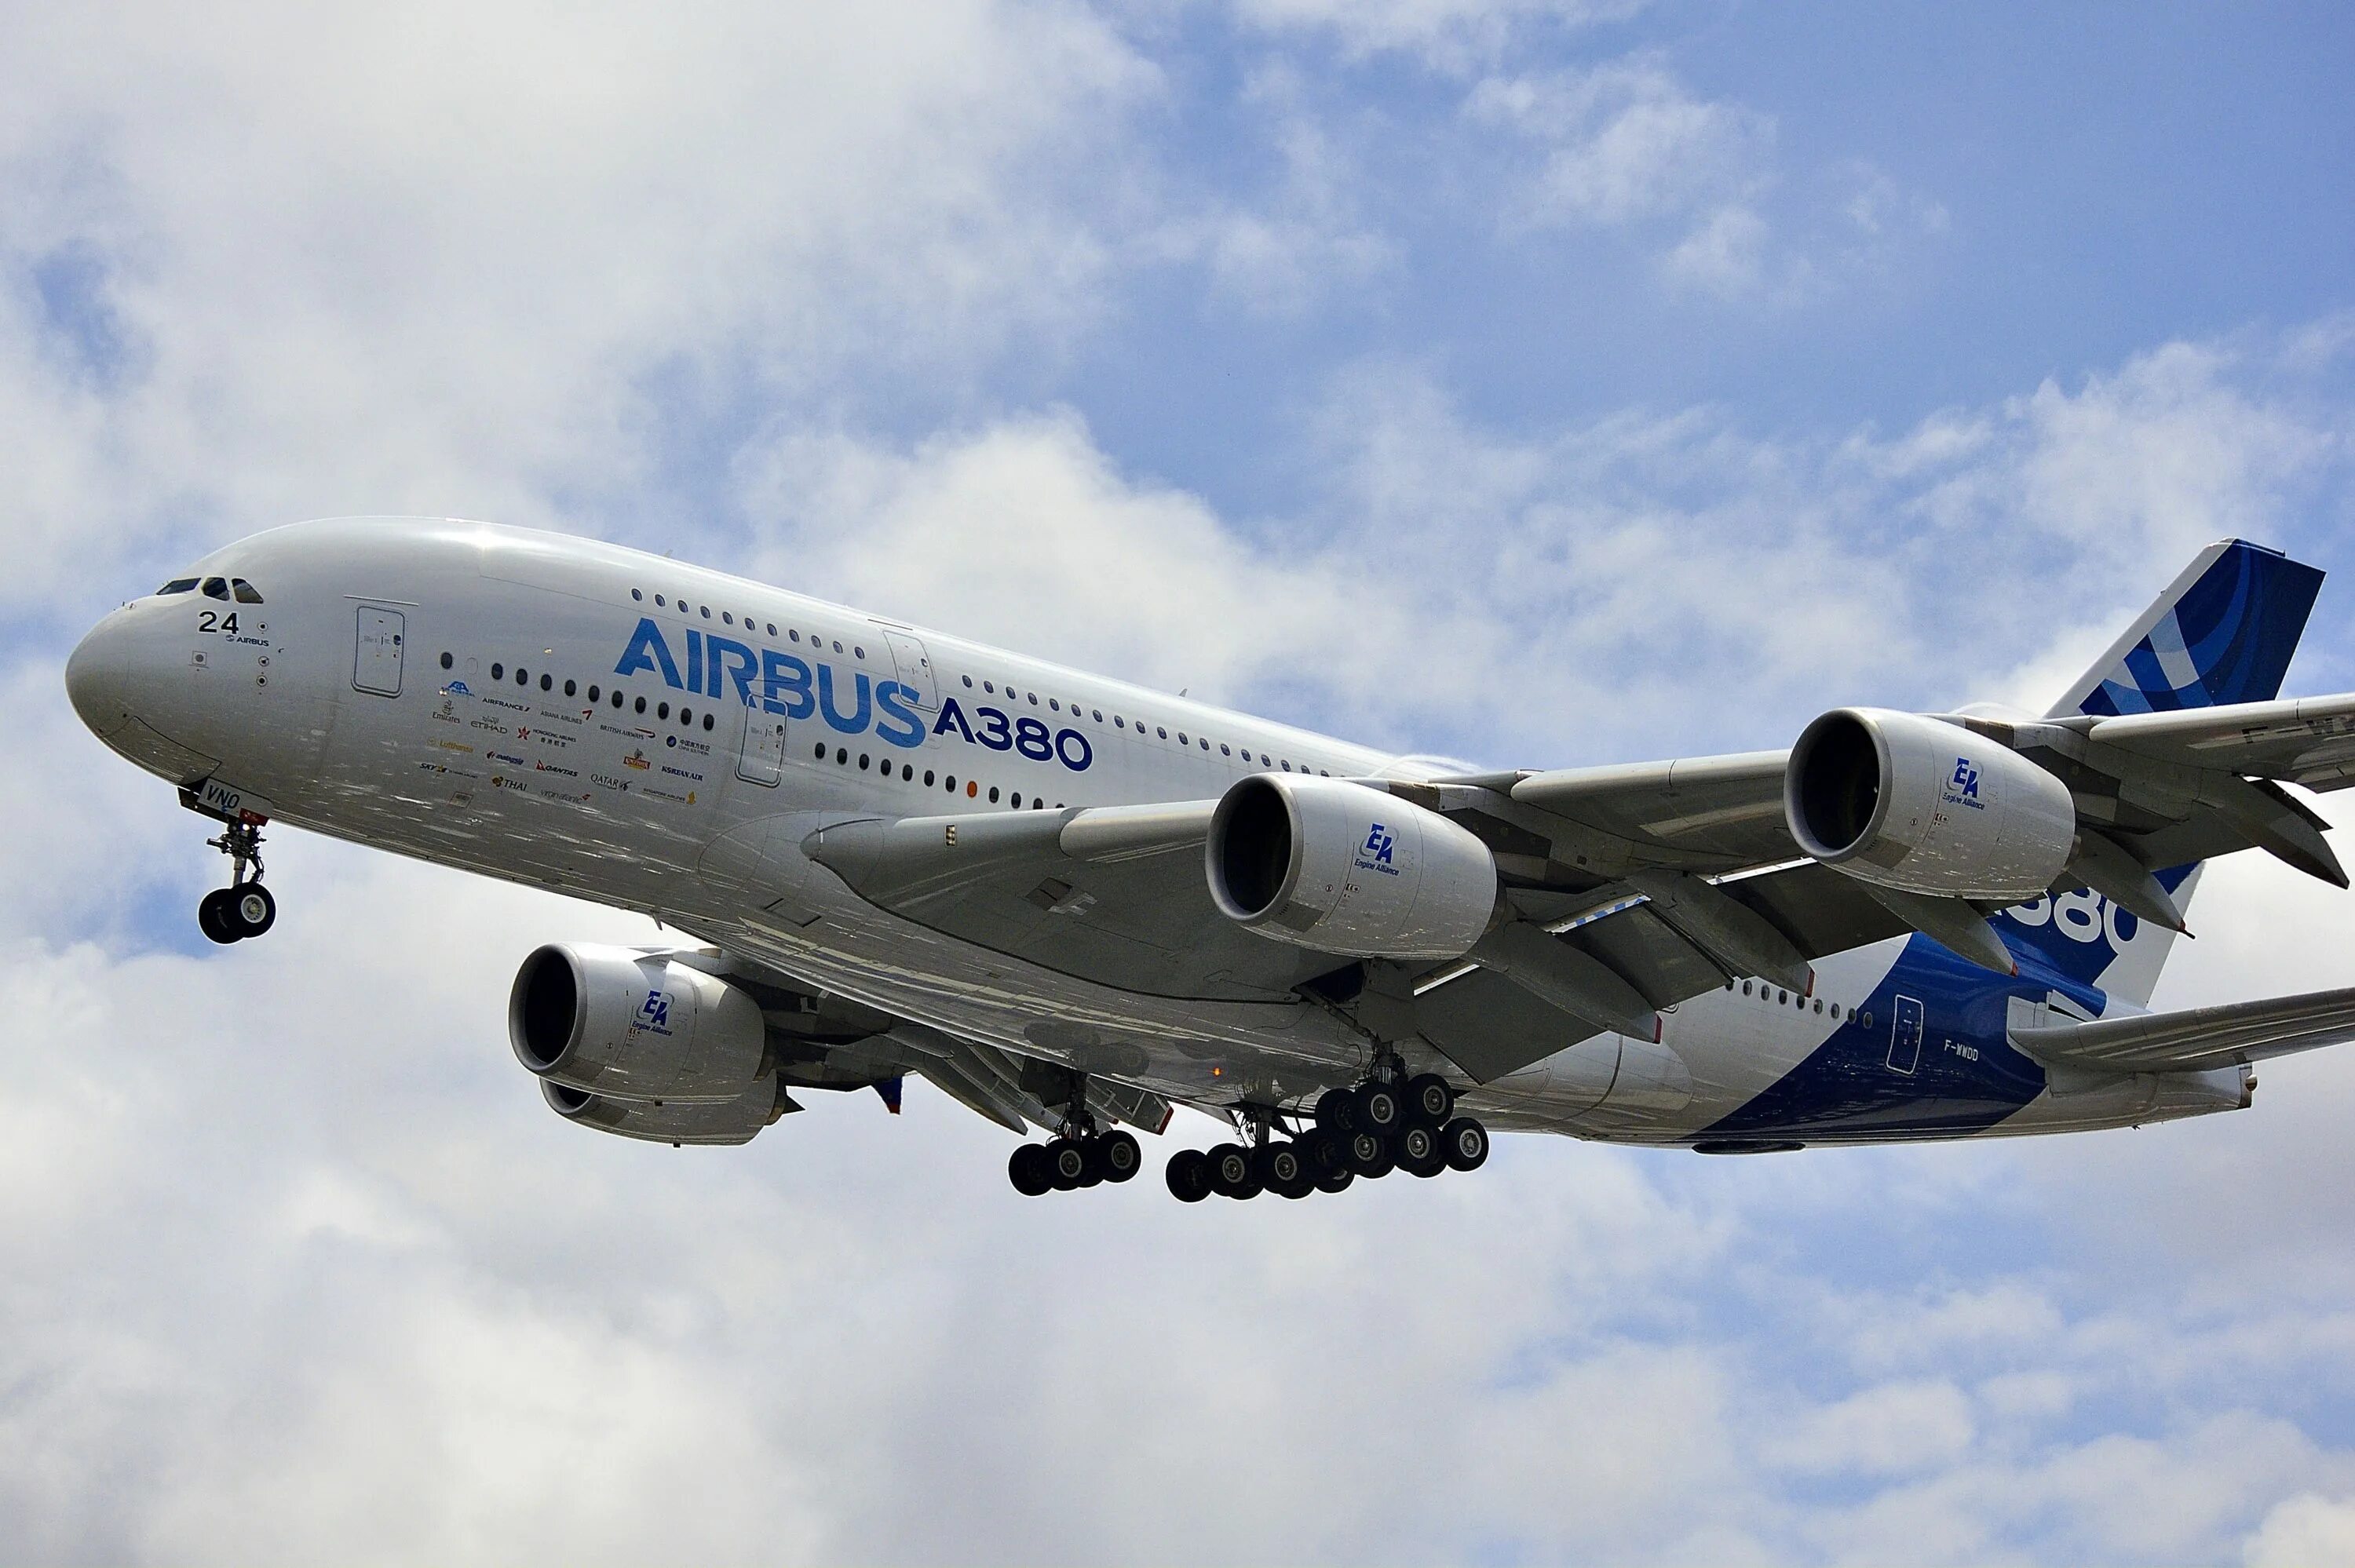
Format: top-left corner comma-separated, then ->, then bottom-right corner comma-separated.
5,1 -> 2355,1562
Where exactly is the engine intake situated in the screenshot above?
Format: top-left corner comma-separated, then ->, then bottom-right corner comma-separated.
1206,775 -> 1499,959
509,943 -> 769,1104
1785,707 -> 2076,901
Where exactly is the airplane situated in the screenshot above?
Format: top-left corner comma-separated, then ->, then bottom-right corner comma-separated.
61,520 -> 2355,1202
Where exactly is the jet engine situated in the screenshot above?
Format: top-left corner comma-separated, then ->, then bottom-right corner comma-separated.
1206,774 -> 1499,959
508,943 -> 769,1104
1784,707 -> 2077,901
540,1078 -> 790,1147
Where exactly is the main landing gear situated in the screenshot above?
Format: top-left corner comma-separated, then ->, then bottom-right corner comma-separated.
1006,1076 -> 1145,1199
195,818 -> 276,946
1164,1068 -> 1489,1204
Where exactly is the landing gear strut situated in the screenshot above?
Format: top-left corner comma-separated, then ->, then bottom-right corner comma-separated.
1170,1056 -> 1488,1202
196,816 -> 276,945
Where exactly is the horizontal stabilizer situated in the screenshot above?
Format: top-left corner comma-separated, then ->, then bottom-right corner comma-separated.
2010,985 -> 2355,1073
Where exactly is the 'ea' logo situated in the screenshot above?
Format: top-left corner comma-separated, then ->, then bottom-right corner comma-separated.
1949,757 -> 1980,800
637,990 -> 672,1034
1361,824 -> 1396,866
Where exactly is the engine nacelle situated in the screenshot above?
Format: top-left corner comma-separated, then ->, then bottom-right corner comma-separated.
1206,775 -> 1499,959
1784,707 -> 2077,901
541,1078 -> 790,1146
508,943 -> 768,1104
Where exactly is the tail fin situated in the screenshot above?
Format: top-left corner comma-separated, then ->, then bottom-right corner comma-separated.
2047,538 -> 2323,717
2012,539 -> 2323,1007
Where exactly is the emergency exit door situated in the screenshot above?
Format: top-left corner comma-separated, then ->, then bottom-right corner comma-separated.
353,607 -> 404,696
1886,995 -> 1925,1075
737,708 -> 787,786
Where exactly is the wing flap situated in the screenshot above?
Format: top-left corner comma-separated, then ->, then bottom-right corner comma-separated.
2010,985 -> 2355,1072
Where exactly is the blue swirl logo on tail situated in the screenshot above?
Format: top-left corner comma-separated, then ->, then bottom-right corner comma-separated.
2076,541 -> 2321,716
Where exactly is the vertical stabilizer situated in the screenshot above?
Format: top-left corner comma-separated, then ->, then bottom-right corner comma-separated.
2048,539 -> 2323,717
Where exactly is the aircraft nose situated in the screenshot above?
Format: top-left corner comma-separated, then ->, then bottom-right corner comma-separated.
65,612 -> 141,738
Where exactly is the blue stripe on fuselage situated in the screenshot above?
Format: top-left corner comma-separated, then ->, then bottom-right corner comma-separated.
1698,934 -> 2107,1144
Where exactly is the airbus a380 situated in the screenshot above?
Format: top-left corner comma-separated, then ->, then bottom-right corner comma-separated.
63,520 -> 2355,1202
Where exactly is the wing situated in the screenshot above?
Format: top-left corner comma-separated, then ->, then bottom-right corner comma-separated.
2010,986 -> 2355,1073
2076,695 -> 2355,791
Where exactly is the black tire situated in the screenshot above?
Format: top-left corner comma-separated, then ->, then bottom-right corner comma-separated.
1008,1143 -> 1053,1197
1354,1081 -> 1404,1135
1441,1116 -> 1491,1172
1397,1123 -> 1444,1177
1345,1129 -> 1394,1179
1313,1164 -> 1354,1194
230,883 -> 276,938
1208,1143 -> 1261,1199
1047,1137 -> 1090,1191
1098,1130 -> 1141,1183
1258,1142 -> 1307,1198
1165,1149 -> 1212,1202
1305,1129 -> 1348,1176
1313,1087 -> 1357,1134
1405,1072 -> 1454,1126
198,888 -> 242,946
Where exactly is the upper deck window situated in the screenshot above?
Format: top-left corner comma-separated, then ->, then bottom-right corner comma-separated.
200,578 -> 230,600
156,578 -> 199,596
231,579 -> 264,603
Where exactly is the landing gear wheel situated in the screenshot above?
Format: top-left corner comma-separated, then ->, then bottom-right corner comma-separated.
1405,1073 -> 1455,1126
1313,1164 -> 1355,1194
1397,1123 -> 1446,1177
230,883 -> 276,938
1207,1143 -> 1261,1200
1097,1129 -> 1141,1183
1345,1129 -> 1395,1180
1009,1143 -> 1054,1196
1046,1137 -> 1090,1191
197,888 -> 242,946
1305,1130 -> 1349,1178
1441,1117 -> 1490,1172
1354,1081 -> 1404,1136
1313,1087 -> 1358,1134
1257,1141 -> 1310,1198
1166,1148 -> 1213,1202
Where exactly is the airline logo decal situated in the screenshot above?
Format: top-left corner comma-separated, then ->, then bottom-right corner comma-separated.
615,617 -> 1093,773
1356,823 -> 1400,876
635,990 -> 672,1035
1944,758 -> 1984,809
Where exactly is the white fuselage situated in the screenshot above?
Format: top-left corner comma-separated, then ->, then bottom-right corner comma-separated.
64,518 -> 2239,1147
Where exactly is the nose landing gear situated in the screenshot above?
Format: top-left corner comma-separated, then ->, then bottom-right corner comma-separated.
195,817 -> 276,945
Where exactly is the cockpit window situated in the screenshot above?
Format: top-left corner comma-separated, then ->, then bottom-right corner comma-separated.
200,578 -> 230,600
157,578 -> 199,596
231,578 -> 265,603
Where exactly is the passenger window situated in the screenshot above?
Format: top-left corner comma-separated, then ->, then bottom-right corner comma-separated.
1813,998 -> 1824,1013
680,706 -> 692,724
540,674 -> 553,691
832,640 -> 843,654
1050,700 -> 1061,712
587,684 -> 599,701
703,713 -> 714,731
1092,709 -> 1103,721
700,606 -> 711,619
157,578 -> 199,595
1178,732 -> 1188,744
1010,793 -> 1022,808
722,612 -> 733,625
1156,727 -> 1167,739
658,702 -> 670,720
491,663 -> 505,680
1862,1012 -> 1874,1030
632,589 -> 644,601
766,623 -> 778,636
1028,692 -> 1038,706
230,579 -> 265,603
988,786 -> 1000,803
655,595 -> 666,607
1742,981 -> 1753,996
1221,744 -> 1231,756
201,578 -> 229,600
1777,990 -> 1788,1005
856,647 -> 866,660
634,696 -> 647,714
1831,1004 -> 1841,1019
440,652 -> 454,669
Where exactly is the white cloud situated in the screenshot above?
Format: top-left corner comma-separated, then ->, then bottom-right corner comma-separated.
2245,1490 -> 2355,1566
1234,0 -> 1652,70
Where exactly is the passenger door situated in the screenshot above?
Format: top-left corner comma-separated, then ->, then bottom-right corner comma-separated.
737,707 -> 787,786
880,629 -> 937,710
353,607 -> 404,697
1886,994 -> 1925,1075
